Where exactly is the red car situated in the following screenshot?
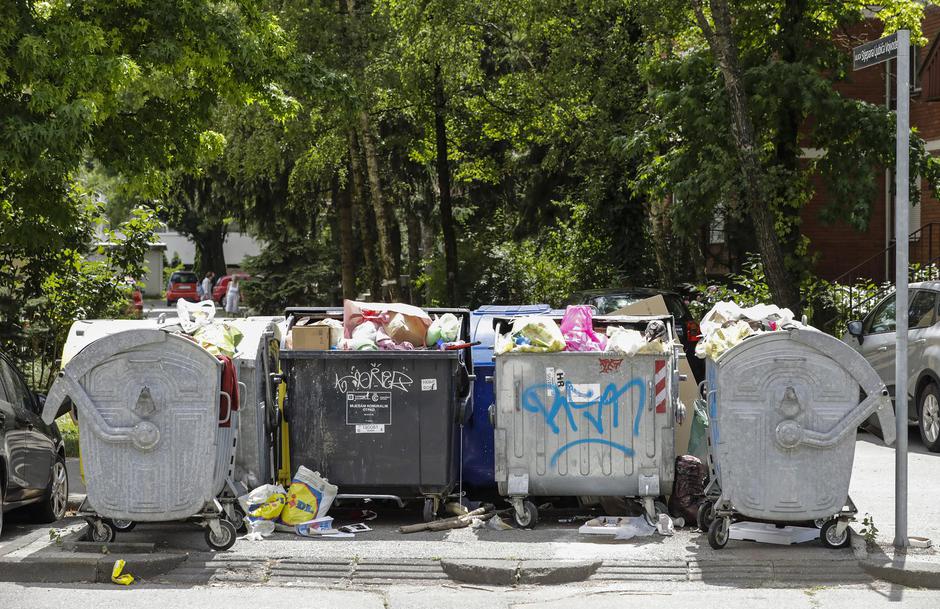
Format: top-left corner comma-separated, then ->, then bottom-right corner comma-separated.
212,273 -> 250,305
166,271 -> 200,306
131,286 -> 143,315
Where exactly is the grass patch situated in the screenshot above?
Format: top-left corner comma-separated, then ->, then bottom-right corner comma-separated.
55,415 -> 79,458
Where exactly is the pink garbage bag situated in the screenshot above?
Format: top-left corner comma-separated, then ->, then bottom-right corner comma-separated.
560,305 -> 607,352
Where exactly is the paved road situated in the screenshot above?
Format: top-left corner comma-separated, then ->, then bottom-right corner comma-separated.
0,580 -> 935,609
850,428 -> 940,546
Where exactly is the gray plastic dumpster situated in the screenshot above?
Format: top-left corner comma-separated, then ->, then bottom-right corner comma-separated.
699,327 -> 896,550
493,314 -> 681,528
280,307 -> 472,521
41,329 -> 239,550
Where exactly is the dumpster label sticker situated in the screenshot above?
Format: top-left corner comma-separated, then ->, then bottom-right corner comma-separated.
522,378 -> 647,468
346,391 -> 392,426
545,367 -> 554,396
334,364 -> 413,393
568,383 -> 601,403
355,424 -> 385,434
421,379 -> 437,391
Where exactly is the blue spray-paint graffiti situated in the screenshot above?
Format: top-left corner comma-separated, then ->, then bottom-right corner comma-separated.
522,380 -> 646,467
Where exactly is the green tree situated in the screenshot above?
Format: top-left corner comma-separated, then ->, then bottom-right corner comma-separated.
631,0 -> 940,314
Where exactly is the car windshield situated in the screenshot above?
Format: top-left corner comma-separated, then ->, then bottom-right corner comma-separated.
170,272 -> 198,284
586,293 -> 690,320
589,296 -> 642,314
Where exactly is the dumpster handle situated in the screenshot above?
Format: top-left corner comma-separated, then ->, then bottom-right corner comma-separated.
788,390 -> 892,449
219,391 -> 232,426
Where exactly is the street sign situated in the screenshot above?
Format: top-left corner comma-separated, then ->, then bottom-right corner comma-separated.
853,29 -> 911,549
853,33 -> 899,70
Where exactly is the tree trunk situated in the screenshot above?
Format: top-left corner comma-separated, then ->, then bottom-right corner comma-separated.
190,180 -> 227,279
193,228 -> 227,280
693,0 -> 802,314
357,112 -> 400,301
334,174 -> 357,301
348,130 -> 380,299
650,194 -> 674,288
405,204 -> 422,306
421,178 -> 438,304
434,65 -> 460,305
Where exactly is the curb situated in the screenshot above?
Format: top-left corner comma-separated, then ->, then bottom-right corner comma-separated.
0,553 -> 187,584
441,559 -> 601,586
0,524 -> 187,584
852,531 -> 940,589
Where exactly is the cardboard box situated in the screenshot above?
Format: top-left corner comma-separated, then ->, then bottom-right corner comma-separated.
291,326 -> 332,350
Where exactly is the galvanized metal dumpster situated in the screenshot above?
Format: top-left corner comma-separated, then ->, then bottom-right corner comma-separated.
493,314 -> 681,527
700,327 -> 896,550
59,318 -> 284,525
464,305 -> 551,495
281,307 -> 472,521
42,329 -> 239,550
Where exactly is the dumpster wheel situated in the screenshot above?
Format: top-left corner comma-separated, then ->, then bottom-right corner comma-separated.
205,519 -> 237,551
86,519 -> 116,543
820,518 -> 851,549
707,517 -> 729,549
422,498 -> 439,523
697,501 -> 715,532
512,500 -> 539,529
104,518 -> 136,533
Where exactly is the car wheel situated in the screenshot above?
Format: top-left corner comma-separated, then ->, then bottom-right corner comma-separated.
919,384 -> 940,452
33,455 -> 68,523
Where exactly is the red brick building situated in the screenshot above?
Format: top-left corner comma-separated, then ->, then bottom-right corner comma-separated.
803,7 -> 940,284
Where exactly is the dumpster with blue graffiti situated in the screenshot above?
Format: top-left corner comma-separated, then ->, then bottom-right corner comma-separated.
492,314 -> 680,528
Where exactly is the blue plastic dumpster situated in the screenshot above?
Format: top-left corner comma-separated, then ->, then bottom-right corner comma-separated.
462,305 -> 551,494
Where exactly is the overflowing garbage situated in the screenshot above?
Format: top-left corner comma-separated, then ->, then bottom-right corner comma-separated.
694,301 -> 802,360
495,305 -> 672,356
285,300 -> 467,352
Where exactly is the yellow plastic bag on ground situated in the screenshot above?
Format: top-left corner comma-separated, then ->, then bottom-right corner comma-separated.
279,466 -> 338,526
239,484 -> 287,535
111,559 -> 135,585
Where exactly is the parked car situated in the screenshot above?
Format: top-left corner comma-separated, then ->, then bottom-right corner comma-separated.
0,350 -> 68,537
212,273 -> 251,305
845,281 -> 940,452
166,271 -> 200,306
566,287 -> 704,382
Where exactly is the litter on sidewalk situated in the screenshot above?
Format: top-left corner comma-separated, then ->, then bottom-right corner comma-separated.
578,516 -> 657,540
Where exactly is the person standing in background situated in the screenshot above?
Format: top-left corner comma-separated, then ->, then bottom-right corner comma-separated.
225,276 -> 240,315
201,271 -> 215,304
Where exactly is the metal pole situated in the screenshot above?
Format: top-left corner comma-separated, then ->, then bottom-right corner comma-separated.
894,28 -> 910,549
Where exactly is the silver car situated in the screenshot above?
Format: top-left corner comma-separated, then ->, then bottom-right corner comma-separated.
845,281 -> 940,452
